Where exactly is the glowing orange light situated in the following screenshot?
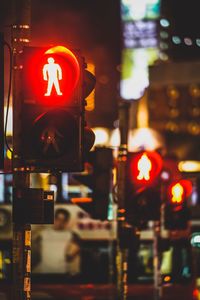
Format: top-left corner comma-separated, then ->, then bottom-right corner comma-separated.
164,275 -> 171,282
71,197 -> 93,204
43,57 -> 63,96
118,208 -> 126,213
121,156 -> 127,162
137,153 -> 152,181
171,183 -> 184,204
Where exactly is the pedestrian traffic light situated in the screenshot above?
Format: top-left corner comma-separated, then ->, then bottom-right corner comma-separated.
13,45 -> 95,172
164,179 -> 192,230
125,151 -> 163,226
72,147 -> 113,220
126,150 -> 163,192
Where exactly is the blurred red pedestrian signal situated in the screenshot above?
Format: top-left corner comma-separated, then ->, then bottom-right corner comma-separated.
168,179 -> 193,209
13,45 -> 95,172
72,147 -> 114,220
165,179 -> 192,230
124,151 -> 163,227
128,151 -> 163,191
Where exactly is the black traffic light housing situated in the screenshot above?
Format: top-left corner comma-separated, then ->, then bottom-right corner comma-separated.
13,46 -> 95,172
125,151 -> 163,227
72,147 -> 113,220
164,180 -> 191,230
164,203 -> 190,230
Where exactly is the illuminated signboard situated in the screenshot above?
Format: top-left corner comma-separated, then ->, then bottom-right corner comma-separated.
121,0 -> 160,21
120,48 -> 159,100
120,0 -> 160,100
123,20 -> 158,48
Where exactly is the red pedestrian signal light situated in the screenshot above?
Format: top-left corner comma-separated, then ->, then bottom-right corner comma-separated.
125,151 -> 163,226
168,179 -> 192,210
137,153 -> 152,181
13,45 -> 95,172
23,45 -> 81,105
171,182 -> 184,204
165,179 -> 192,230
129,151 -> 163,191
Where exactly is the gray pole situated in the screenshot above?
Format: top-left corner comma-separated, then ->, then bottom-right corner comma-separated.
12,1 -> 31,299
153,220 -> 163,300
116,101 -> 130,300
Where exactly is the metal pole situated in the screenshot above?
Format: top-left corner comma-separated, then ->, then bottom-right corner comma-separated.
153,220 -> 163,300
12,1 -> 31,299
0,33 -> 4,169
116,101 -> 130,300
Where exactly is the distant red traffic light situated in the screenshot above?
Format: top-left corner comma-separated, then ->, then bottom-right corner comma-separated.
165,179 -> 192,229
168,179 -> 193,210
129,151 -> 163,191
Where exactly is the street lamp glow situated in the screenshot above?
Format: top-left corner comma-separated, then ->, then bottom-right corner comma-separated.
92,127 -> 110,146
178,161 -> 200,172
128,128 -> 165,152
110,129 -> 120,148
160,18 -> 170,28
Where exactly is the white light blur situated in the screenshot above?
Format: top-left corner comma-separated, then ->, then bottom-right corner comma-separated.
128,128 -> 165,152
160,18 -> 170,28
160,31 -> 169,39
178,161 -> 200,173
122,0 -> 160,21
4,106 -> 13,136
40,173 -> 49,179
109,128 -> 120,148
160,42 -> 169,50
160,171 -> 170,181
159,52 -> 169,61
191,188 -> 198,206
184,37 -> 193,46
120,49 -> 149,100
196,39 -> 200,47
123,0 -> 148,20
92,127 -> 110,146
172,36 -> 181,45
109,128 -> 165,152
